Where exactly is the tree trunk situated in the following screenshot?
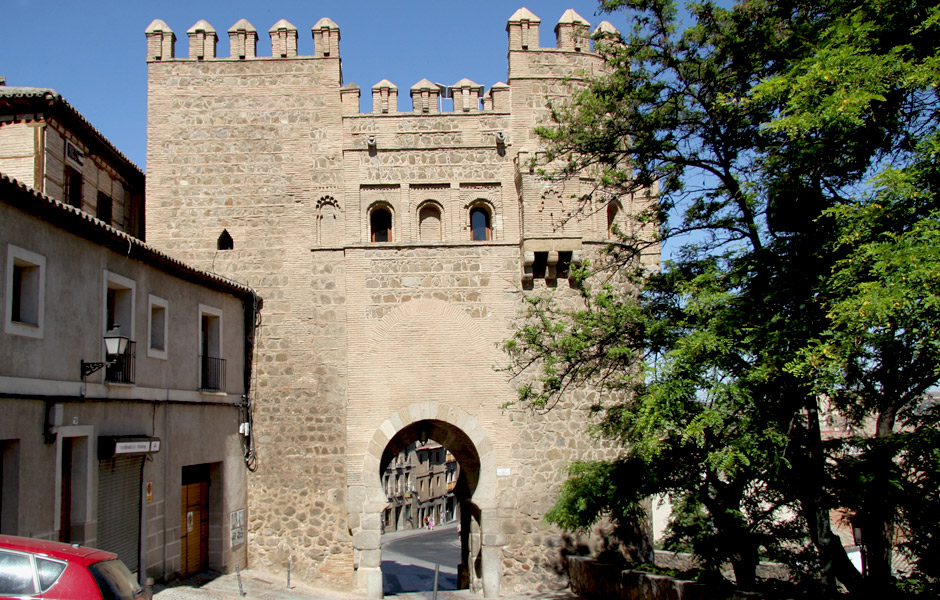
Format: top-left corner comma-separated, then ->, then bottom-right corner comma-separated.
800,401 -> 865,597
730,549 -> 759,590
858,405 -> 899,593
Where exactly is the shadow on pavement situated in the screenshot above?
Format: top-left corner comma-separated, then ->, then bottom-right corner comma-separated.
151,569 -> 225,596
382,559 -> 458,595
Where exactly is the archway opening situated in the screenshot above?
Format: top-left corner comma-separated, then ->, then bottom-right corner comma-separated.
379,419 -> 481,596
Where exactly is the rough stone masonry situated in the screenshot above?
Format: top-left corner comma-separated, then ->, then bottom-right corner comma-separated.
143,8 -> 658,599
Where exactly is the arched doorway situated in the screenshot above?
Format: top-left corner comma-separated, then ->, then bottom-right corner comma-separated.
353,403 -> 501,599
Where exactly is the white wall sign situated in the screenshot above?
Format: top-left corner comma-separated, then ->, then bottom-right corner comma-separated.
115,440 -> 152,454
230,509 -> 246,547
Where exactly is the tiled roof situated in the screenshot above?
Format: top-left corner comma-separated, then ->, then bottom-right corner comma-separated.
0,86 -> 143,178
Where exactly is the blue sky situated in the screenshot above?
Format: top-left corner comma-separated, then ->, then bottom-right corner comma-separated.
1,0 -> 611,171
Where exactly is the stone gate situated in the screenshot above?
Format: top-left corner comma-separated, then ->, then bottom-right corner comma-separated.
143,8 -> 657,598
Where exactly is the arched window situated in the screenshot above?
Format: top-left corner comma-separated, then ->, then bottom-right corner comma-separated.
419,203 -> 442,242
317,196 -> 340,246
371,207 -> 392,242
470,206 -> 491,241
217,229 -> 233,250
607,202 -> 620,238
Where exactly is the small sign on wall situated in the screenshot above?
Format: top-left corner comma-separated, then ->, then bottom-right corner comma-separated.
230,509 -> 246,548
497,467 -> 511,477
65,140 -> 84,168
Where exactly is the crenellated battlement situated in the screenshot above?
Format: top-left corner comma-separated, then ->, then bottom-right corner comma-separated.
144,16 -> 341,62
145,8 -> 616,62
146,9 -> 620,116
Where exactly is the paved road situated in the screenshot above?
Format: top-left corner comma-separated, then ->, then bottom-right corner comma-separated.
381,523 -> 460,594
384,525 -> 460,570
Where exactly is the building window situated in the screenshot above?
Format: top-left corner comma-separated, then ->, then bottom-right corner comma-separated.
148,295 -> 168,360
5,245 -> 45,339
607,202 -> 620,238
217,230 -> 233,250
96,193 -> 113,225
418,203 -> 442,242
64,167 -> 82,209
1,440 -> 20,535
104,272 -> 135,338
199,304 -> 225,391
103,272 -> 136,384
370,207 -> 392,242
557,251 -> 573,279
532,252 -> 547,279
470,206 -> 491,241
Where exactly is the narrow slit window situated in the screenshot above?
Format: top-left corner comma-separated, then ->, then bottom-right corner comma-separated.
218,230 -> 234,250
532,252 -> 547,279
148,295 -> 168,359
557,251 -> 573,279
607,202 -> 620,238
97,192 -> 113,225
64,167 -> 82,209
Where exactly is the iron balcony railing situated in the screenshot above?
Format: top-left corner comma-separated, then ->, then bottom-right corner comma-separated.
105,341 -> 136,384
200,355 -> 226,391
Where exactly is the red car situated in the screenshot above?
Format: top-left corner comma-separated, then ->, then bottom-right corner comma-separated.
0,535 -> 144,599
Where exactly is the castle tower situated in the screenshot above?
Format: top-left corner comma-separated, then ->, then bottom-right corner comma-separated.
144,8 -> 653,599
268,19 -> 298,58
186,20 -> 217,60
145,20 -> 175,61
371,79 -> 398,114
410,79 -> 441,114
227,19 -> 258,59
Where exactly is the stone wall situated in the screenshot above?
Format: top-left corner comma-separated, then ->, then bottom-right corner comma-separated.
568,557 -> 765,600
144,8 -> 655,598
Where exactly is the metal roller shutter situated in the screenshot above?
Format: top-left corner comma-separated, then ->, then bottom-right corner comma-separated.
97,455 -> 143,573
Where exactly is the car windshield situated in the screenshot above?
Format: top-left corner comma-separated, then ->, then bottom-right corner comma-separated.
88,559 -> 141,600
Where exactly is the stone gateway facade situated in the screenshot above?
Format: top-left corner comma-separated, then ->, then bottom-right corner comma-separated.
143,8 -> 657,599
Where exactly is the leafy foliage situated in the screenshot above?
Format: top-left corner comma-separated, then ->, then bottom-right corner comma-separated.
505,0 -> 940,595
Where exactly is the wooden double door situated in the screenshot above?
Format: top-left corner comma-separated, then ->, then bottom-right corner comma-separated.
180,478 -> 209,577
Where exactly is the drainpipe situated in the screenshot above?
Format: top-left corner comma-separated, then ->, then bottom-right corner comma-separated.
240,288 -> 261,471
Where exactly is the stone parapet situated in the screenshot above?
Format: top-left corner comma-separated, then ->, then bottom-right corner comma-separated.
568,556 -> 766,600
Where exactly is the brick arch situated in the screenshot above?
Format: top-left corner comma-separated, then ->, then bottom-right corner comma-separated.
362,402 -> 496,506
366,297 -> 486,349
350,401 -> 499,598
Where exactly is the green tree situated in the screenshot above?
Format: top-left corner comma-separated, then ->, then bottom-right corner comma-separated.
505,0 -> 940,595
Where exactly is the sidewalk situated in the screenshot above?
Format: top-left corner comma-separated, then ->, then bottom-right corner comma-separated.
153,568 -> 577,600
152,567 -> 577,600
151,525 -> 577,600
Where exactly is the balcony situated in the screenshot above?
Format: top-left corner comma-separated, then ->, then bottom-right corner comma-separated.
105,341 -> 136,384
200,355 -> 226,391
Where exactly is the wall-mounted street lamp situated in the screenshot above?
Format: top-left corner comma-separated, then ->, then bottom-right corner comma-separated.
81,329 -> 130,379
416,422 -> 429,445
